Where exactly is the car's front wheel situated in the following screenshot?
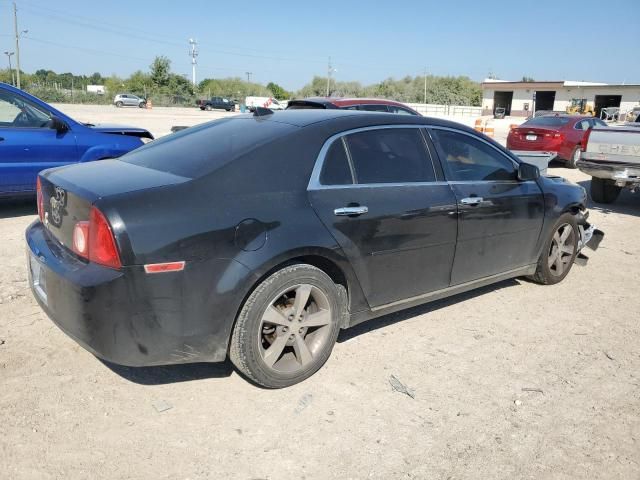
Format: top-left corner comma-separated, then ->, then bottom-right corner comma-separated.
138,102 -> 146,109
229,264 -> 345,388
530,213 -> 579,285
205,105 -> 212,111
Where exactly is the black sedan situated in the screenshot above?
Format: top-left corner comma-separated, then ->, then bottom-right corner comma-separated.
26,110 -> 602,388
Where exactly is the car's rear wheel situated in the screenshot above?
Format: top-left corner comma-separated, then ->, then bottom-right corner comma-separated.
590,177 -> 621,204
567,146 -> 581,169
115,101 -> 123,108
229,264 -> 344,388
205,105 -> 212,111
531,213 -> 578,285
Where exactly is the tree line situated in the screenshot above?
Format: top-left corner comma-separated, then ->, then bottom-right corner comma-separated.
0,55 -> 481,107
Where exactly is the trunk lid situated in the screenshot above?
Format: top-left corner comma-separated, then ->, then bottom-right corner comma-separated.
510,126 -> 562,149
39,160 -> 190,251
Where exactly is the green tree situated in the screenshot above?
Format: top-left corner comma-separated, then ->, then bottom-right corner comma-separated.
266,82 -> 289,100
150,56 -> 171,89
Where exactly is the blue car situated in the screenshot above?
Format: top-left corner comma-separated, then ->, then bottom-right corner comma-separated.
0,82 -> 153,197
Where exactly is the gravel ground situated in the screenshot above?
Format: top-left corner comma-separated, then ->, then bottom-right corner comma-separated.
0,106 -> 638,479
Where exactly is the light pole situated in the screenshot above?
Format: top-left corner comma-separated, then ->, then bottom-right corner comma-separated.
4,51 -> 15,86
189,38 -> 198,86
326,57 -> 336,97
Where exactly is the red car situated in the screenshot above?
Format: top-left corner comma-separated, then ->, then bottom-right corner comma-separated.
507,115 -> 607,168
286,97 -> 420,116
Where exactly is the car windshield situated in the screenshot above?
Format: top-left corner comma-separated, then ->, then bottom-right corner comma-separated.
120,117 -> 295,178
523,117 -> 571,127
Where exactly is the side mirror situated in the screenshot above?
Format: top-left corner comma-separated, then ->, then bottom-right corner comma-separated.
50,116 -> 68,134
518,162 -> 540,181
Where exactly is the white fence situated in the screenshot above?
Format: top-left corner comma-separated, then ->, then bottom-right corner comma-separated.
405,103 -> 482,117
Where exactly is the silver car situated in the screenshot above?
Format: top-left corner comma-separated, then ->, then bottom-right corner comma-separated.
114,93 -> 146,108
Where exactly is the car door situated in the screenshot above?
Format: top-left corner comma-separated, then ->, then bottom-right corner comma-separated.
308,126 -> 458,309
429,127 -> 544,285
0,89 -> 78,194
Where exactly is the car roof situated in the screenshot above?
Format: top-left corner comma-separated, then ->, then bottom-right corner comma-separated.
232,108 -> 467,131
289,97 -> 417,109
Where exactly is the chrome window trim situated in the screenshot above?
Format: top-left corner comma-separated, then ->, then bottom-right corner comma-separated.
308,124 -> 439,190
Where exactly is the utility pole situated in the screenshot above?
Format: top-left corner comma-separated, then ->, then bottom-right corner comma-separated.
245,72 -> 252,83
423,67 -> 428,105
326,57 -> 336,97
13,2 -> 21,89
4,52 -> 15,86
189,38 -> 198,86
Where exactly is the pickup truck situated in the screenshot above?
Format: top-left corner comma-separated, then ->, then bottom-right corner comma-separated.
197,97 -> 235,112
578,115 -> 640,203
0,82 -> 153,198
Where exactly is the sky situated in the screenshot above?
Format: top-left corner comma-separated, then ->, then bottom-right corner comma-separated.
0,0 -> 638,90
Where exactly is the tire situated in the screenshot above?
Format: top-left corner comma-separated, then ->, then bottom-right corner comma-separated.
115,101 -> 123,108
139,102 -> 146,109
530,213 -> 579,285
567,146 -> 581,169
229,264 -> 345,388
590,177 -> 621,204
205,105 -> 212,111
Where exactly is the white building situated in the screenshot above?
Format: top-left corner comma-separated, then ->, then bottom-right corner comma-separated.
481,79 -> 640,117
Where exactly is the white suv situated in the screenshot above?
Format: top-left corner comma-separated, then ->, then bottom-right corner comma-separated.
114,94 -> 146,108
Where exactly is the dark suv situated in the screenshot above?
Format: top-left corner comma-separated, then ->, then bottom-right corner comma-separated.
198,97 -> 236,112
287,97 -> 420,115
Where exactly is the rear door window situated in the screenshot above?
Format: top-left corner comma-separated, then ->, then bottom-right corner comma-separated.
320,139 -> 353,185
344,128 -> 435,184
432,129 -> 516,182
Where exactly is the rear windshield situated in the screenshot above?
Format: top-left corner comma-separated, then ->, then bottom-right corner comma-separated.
523,117 -> 571,127
120,118 -> 294,178
286,102 -> 326,110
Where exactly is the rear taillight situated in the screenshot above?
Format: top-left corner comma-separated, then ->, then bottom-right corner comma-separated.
36,177 -> 44,222
71,207 -> 121,269
89,207 -> 121,269
581,128 -> 592,152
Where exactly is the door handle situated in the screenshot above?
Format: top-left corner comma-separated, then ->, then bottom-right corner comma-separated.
334,206 -> 368,216
459,197 -> 483,206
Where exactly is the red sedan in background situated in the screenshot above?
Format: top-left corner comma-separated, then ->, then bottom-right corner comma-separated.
507,115 -> 607,168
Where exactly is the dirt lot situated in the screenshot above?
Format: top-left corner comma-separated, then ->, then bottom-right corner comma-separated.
1,107 -> 639,479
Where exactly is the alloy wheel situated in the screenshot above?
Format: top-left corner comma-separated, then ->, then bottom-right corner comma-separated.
259,284 -> 333,373
548,223 -> 576,276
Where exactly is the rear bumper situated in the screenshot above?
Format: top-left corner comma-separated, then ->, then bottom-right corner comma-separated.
577,160 -> 640,185
26,221 -> 251,367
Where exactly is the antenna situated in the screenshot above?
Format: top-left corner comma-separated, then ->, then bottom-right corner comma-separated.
189,38 -> 198,86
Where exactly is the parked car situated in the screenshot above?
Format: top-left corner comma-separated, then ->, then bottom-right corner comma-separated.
245,96 -> 285,112
507,114 -> 607,168
27,109 -> 602,388
286,97 -> 420,115
0,82 -> 153,198
578,117 -> 640,203
113,93 -> 146,108
197,96 -> 235,112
